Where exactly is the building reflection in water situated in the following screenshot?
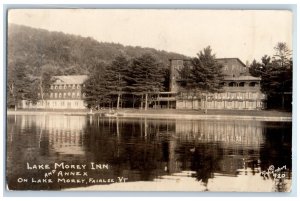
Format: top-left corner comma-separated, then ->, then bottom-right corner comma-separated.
19,114 -> 86,155
6,115 -> 292,191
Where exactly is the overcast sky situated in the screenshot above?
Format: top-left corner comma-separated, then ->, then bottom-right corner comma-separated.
8,9 -> 293,63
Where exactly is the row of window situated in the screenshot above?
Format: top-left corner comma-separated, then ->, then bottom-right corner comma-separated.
222,82 -> 259,87
180,92 -> 264,100
49,92 -> 86,98
38,101 -> 81,107
50,84 -> 85,90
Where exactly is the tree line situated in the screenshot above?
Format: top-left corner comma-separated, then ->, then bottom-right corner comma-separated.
7,24 -> 186,110
7,24 -> 292,111
249,42 -> 292,110
82,54 -> 167,110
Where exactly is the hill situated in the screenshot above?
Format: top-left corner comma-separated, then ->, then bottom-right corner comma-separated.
7,24 -> 188,76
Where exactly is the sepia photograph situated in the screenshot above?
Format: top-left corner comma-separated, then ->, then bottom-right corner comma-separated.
5,8 -> 293,192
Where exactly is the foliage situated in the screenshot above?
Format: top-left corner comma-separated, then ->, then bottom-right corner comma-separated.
82,63 -> 110,109
8,24 -> 187,107
249,42 -> 292,110
7,62 -> 38,109
8,24 -> 187,76
178,46 -> 225,93
105,55 -> 130,109
128,54 -> 165,94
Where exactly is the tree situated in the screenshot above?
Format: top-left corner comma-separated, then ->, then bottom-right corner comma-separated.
249,59 -> 262,77
249,43 -> 292,110
178,46 -> 225,112
82,63 -> 110,109
33,64 -> 58,105
7,62 -> 37,110
105,55 -> 129,109
127,54 -> 164,110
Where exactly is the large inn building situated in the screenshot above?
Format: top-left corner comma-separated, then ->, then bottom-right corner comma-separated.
20,75 -> 88,109
167,58 -> 266,110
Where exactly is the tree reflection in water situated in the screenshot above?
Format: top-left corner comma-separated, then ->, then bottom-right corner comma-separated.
6,115 -> 292,191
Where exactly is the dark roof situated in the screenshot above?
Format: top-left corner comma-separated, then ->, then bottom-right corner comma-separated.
216,58 -> 246,67
169,58 -> 247,67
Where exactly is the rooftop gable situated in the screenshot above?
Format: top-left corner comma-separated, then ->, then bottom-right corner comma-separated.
216,58 -> 246,67
52,75 -> 88,85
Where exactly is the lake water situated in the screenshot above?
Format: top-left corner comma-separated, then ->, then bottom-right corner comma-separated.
6,114 -> 292,192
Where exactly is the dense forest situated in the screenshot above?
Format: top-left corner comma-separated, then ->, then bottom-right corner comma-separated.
8,24 -> 187,76
7,24 -> 188,108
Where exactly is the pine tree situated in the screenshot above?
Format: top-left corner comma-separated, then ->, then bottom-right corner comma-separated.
249,43 -> 292,109
82,63 -> 110,109
178,46 -> 225,112
127,54 -> 164,110
105,55 -> 129,109
190,46 -> 224,92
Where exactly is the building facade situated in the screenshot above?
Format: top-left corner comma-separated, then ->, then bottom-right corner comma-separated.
20,75 -> 88,109
169,58 -> 266,110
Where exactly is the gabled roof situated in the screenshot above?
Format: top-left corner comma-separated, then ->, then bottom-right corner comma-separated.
216,58 -> 246,67
53,75 -> 88,85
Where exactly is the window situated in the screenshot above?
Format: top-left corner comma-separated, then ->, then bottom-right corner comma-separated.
61,101 -> 64,106
82,93 -> 86,98
75,102 -> 78,106
59,93 -> 62,98
50,93 -> 53,98
59,85 -> 62,89
77,85 -> 80,89
50,85 -> 53,89
77,92 -> 80,97
249,82 -> 257,87
54,85 -> 58,89
54,93 -> 57,98
68,92 -> 71,96
228,82 -> 237,87
64,85 -> 67,89
230,93 -> 236,99
239,82 -> 245,87
63,93 -> 66,98
72,92 -> 75,98
72,84 -> 75,89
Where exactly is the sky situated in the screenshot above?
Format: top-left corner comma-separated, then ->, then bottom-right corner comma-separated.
8,9 -> 293,63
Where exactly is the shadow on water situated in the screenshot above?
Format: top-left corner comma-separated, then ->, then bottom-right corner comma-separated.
6,114 -> 292,191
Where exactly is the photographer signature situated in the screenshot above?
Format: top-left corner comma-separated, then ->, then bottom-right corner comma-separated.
261,165 -> 287,179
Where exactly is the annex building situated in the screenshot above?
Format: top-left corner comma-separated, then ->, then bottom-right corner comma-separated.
167,58 -> 266,110
20,75 -> 88,109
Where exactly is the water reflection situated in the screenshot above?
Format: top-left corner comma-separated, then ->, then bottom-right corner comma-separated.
6,115 -> 292,191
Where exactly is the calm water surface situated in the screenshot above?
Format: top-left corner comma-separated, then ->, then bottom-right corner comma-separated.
6,114 -> 292,191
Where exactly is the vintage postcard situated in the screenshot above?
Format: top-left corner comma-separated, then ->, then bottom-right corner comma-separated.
6,8 -> 293,192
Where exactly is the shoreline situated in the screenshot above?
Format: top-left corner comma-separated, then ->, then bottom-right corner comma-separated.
7,109 -> 292,122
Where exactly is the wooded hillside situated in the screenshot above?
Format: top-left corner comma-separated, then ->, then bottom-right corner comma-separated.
8,24 -> 188,76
